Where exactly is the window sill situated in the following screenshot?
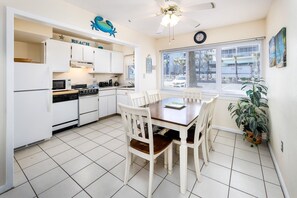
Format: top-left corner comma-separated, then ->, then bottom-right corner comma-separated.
160,88 -> 245,100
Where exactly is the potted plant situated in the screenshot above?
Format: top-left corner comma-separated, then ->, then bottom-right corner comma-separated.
228,78 -> 269,145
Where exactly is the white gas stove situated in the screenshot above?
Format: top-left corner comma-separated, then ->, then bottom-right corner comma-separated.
72,84 -> 99,126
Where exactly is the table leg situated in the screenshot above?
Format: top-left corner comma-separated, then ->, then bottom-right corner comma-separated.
179,128 -> 188,194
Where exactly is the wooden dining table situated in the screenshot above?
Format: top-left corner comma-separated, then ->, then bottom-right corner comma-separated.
147,97 -> 202,194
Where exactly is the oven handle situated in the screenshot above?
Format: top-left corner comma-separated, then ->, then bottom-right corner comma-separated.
79,94 -> 98,99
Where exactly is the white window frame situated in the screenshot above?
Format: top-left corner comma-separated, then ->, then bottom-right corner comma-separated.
160,39 -> 263,97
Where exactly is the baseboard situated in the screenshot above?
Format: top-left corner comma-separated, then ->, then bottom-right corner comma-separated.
0,183 -> 12,195
268,143 -> 290,198
212,125 -> 243,134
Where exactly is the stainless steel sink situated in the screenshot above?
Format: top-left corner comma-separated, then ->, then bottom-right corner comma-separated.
120,86 -> 134,88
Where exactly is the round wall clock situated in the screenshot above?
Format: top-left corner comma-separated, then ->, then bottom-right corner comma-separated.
194,31 -> 207,44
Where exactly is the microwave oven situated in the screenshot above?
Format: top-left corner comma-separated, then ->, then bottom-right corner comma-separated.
52,79 -> 72,91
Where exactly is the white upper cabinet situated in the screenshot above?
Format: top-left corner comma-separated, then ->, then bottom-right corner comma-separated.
46,39 -> 71,72
93,49 -> 123,74
93,48 -> 111,73
83,46 -> 95,62
71,43 -> 94,62
111,51 -> 124,73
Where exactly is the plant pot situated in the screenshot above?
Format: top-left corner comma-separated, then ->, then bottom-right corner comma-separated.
245,130 -> 262,145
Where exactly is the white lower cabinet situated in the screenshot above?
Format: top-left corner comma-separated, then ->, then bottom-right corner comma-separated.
116,89 -> 134,113
99,89 -> 116,118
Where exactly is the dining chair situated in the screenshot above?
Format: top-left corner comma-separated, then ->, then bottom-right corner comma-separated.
118,104 -> 173,198
183,88 -> 202,102
205,95 -> 219,161
129,92 -> 148,107
164,100 -> 212,181
145,89 -> 161,104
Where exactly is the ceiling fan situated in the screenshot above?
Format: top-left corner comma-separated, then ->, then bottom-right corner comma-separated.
154,0 -> 215,34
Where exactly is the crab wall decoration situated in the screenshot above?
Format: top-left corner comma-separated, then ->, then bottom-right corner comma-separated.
90,16 -> 117,37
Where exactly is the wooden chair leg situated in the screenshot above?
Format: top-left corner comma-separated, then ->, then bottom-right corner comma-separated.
194,147 -> 201,182
202,141 -> 208,166
124,152 -> 131,184
205,132 -> 210,161
168,144 -> 173,174
130,154 -> 135,165
164,151 -> 168,169
148,159 -> 154,198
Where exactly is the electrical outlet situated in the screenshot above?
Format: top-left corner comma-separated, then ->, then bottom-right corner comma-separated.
281,141 -> 284,152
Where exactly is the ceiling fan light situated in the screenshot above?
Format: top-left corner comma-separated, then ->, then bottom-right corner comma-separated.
161,14 -> 170,26
170,14 -> 180,27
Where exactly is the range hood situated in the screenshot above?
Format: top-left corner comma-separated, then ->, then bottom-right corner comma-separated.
70,60 -> 93,68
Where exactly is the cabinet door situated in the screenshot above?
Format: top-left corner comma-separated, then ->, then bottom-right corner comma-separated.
46,39 -> 71,72
71,44 -> 83,61
107,95 -> 116,115
116,95 -> 128,113
94,49 -> 111,73
99,96 -> 108,118
83,46 -> 94,62
111,51 -> 124,73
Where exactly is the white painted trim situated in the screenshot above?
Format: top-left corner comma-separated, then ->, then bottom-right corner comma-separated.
268,143 -> 290,198
212,125 -> 243,134
3,6 -> 142,194
1,7 -> 15,194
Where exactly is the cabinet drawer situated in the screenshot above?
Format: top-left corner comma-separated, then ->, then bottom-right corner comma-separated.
79,111 -> 98,126
117,89 -> 134,95
99,89 -> 116,97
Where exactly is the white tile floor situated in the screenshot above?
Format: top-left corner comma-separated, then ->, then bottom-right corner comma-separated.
1,115 -> 285,198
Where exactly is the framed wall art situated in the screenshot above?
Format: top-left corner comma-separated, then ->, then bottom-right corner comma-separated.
275,27 -> 286,68
269,36 -> 276,67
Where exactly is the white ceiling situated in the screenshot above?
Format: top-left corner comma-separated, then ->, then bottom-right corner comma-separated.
64,0 -> 273,38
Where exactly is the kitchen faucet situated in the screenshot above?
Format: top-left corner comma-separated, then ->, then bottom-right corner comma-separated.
128,81 -> 135,87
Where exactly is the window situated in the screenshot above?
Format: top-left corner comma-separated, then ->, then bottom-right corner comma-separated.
161,40 -> 262,93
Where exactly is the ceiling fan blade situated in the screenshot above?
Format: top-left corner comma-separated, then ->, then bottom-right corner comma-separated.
180,15 -> 201,29
156,24 -> 165,34
155,0 -> 181,7
183,2 -> 215,13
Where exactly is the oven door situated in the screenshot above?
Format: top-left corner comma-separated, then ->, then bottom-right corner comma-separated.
79,95 -> 98,114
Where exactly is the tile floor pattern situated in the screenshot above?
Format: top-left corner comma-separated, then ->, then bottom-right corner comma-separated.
1,115 -> 285,198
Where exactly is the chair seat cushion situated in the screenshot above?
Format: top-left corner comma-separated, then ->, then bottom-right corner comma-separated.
130,134 -> 172,154
164,126 -> 202,144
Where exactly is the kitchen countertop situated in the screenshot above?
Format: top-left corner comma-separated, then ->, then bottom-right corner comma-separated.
52,90 -> 79,95
99,86 -> 135,91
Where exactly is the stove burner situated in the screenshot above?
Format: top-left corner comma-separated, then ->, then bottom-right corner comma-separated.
72,84 -> 98,96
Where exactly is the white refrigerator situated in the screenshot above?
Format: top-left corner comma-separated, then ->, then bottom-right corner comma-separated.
14,63 -> 52,148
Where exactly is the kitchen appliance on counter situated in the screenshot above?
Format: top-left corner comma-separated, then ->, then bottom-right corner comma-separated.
98,81 -> 110,87
14,63 -> 52,148
52,91 -> 79,131
114,81 -> 120,86
72,84 -> 99,126
109,79 -> 112,86
52,79 -> 71,91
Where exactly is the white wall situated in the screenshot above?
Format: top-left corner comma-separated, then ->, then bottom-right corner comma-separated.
156,20 -> 266,131
0,0 -> 157,192
265,0 -> 297,197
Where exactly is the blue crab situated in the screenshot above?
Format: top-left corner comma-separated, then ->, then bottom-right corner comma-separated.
91,16 -> 117,37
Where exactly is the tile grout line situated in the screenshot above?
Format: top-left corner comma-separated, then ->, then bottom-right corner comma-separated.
227,131 -> 237,198
14,156 -> 39,198
36,144 -> 93,198
258,144 -> 269,198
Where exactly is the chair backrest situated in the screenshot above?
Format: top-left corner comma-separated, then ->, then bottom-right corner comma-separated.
146,90 -> 161,104
194,100 -> 212,144
183,88 -> 202,102
207,95 -> 219,131
129,92 -> 148,107
118,103 -> 154,155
